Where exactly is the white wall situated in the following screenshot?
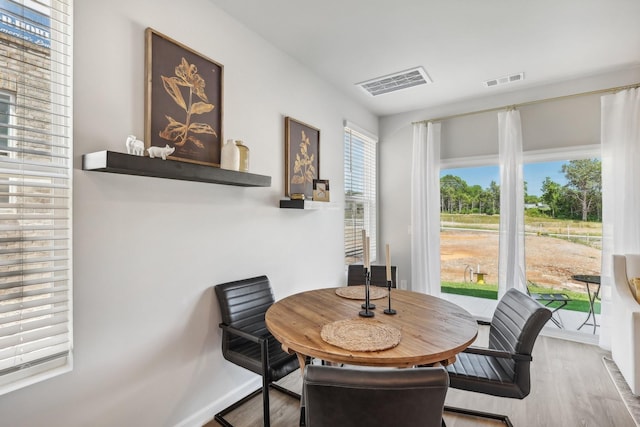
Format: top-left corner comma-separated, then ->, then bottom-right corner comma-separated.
0,1 -> 376,426
379,66 -> 640,291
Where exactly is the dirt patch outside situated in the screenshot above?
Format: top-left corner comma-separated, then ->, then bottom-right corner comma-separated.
441,229 -> 601,293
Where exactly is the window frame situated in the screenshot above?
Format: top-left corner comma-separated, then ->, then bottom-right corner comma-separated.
438,144 -> 602,298
0,0 -> 73,395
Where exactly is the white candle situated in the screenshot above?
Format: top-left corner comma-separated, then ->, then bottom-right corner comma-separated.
365,236 -> 371,269
477,264 -> 480,273
362,230 -> 368,268
386,244 -> 391,281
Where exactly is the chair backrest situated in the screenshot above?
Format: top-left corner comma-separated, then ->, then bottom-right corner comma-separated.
303,365 -> 448,427
347,264 -> 397,288
488,288 -> 551,395
215,275 -> 274,352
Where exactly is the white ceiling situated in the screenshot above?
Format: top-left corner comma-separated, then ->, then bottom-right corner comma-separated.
211,0 -> 640,117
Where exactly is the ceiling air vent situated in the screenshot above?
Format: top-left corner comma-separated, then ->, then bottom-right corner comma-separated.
357,67 -> 432,96
483,72 -> 525,88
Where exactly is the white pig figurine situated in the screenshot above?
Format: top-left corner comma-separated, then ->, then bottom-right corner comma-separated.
147,144 -> 175,160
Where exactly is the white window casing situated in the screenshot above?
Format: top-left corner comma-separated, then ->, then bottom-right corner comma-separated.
344,122 -> 377,265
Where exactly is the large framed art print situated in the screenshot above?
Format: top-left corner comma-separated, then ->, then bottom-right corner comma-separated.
285,116 -> 320,198
145,28 -> 223,166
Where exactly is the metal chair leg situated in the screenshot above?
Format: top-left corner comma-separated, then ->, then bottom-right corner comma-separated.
214,385 -> 301,427
444,405 -> 513,427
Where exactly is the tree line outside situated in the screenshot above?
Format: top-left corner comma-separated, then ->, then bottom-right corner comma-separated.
440,158 -> 602,222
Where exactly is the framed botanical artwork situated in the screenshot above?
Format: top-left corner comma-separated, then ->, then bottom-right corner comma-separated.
145,28 -> 223,166
285,116 -> 319,198
313,179 -> 330,202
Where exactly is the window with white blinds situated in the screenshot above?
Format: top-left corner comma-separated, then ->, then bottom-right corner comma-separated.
344,123 -> 377,265
0,0 -> 73,394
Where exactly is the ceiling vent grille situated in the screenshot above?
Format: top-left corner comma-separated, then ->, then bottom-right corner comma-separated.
357,67 -> 432,96
483,72 -> 525,88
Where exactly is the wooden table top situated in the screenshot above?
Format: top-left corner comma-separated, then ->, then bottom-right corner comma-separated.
265,287 -> 478,368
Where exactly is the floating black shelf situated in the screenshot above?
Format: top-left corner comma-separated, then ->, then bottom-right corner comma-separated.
279,199 -> 305,209
82,151 -> 271,187
279,199 -> 339,209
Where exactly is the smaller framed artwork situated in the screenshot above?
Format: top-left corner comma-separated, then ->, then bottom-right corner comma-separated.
313,179 -> 330,202
285,117 -> 320,198
145,28 -> 223,166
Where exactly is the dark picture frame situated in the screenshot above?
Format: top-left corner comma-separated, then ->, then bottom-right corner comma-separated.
145,28 -> 223,166
313,179 -> 330,202
285,116 -> 320,198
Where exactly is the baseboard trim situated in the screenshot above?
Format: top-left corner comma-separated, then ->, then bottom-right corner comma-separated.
540,325 -> 599,345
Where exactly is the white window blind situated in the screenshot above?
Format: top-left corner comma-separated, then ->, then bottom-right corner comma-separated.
344,124 -> 377,265
0,0 -> 73,394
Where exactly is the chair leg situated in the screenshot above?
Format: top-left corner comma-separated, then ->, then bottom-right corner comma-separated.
214,384 -> 301,427
444,405 -> 514,427
214,387 -> 262,427
548,313 -> 563,328
299,405 -> 306,426
262,375 -> 270,427
271,382 -> 301,399
544,300 -> 567,329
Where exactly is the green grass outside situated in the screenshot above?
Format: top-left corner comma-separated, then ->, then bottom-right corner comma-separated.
441,281 -> 601,314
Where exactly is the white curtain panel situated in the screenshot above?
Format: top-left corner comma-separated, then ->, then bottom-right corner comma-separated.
600,87 -> 640,349
411,122 -> 441,295
497,110 -> 526,298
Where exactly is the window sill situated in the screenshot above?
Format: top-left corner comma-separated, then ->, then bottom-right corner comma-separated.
0,355 -> 72,396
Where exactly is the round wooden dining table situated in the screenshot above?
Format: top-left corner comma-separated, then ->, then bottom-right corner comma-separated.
265,287 -> 478,370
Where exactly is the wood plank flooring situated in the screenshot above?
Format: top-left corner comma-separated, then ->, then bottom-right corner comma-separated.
204,328 -> 635,427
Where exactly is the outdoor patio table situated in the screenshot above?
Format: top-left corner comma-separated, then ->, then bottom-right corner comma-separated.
571,274 -> 601,334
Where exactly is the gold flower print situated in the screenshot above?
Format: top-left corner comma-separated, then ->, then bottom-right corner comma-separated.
291,130 -> 316,185
159,57 -> 216,148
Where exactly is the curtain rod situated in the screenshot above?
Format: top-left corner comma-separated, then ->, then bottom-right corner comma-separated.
412,82 -> 640,125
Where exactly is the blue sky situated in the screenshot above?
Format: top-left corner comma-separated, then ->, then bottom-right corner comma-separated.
441,161 -> 568,197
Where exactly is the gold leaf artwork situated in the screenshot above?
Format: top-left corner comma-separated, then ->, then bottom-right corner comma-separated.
159,57 -> 216,148
291,130 -> 315,185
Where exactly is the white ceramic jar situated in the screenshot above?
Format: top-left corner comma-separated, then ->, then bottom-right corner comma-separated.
220,139 -> 240,171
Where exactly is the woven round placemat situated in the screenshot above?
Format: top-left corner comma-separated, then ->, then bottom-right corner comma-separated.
320,318 -> 401,352
335,285 -> 387,300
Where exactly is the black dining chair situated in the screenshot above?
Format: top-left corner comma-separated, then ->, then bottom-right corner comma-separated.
214,275 -> 302,427
347,264 -> 397,288
303,365 -> 449,427
445,288 -> 551,427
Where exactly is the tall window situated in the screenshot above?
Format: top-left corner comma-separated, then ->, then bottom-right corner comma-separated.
439,155 -> 602,335
440,165 -> 500,299
344,123 -> 377,264
523,158 -> 602,331
0,0 -> 72,394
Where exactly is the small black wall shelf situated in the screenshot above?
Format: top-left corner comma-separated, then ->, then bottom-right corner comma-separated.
279,199 -> 339,209
82,151 -> 271,187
